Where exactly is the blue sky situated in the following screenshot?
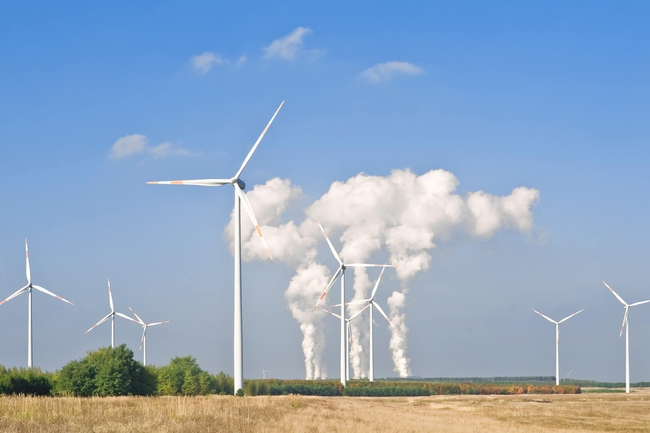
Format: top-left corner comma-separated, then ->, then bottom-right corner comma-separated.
1,1 -> 649,381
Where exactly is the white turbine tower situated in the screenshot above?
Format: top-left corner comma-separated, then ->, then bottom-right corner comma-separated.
0,239 -> 74,368
84,278 -> 140,347
312,221 -> 391,387
332,264 -> 395,382
532,308 -> 583,386
147,102 -> 283,393
603,280 -> 650,393
262,369 -> 269,379
127,305 -> 171,366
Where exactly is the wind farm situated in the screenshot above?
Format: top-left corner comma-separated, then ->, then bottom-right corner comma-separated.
2,1 -> 650,431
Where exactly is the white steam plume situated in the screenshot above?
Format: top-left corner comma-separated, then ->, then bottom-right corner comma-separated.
227,169 -> 540,378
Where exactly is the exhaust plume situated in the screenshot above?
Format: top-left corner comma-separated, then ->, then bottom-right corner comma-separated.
227,169 -> 539,378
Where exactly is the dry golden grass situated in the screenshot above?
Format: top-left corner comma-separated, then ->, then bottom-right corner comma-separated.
0,391 -> 649,432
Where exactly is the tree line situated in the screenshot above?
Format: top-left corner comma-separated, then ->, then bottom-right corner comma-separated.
0,347 -> 586,397
0,345 -> 233,396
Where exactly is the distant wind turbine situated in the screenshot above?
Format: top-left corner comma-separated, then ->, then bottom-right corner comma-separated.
262,369 -> 269,380
603,280 -> 650,393
320,303 -> 371,381
128,305 -> 171,366
532,308 -> 583,386
0,239 -> 74,368
84,278 -> 140,348
312,221 -> 392,387
331,264 -> 396,382
147,102 -> 284,393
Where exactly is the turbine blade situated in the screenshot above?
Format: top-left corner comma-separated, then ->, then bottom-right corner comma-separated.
330,299 -> 370,308
139,327 -> 146,352
25,239 -> 31,285
147,320 -> 171,327
372,301 -> 396,329
319,307 -> 342,320
234,101 -> 285,179
116,311 -> 141,324
126,306 -> 144,324
346,263 -> 393,268
620,308 -> 629,338
370,264 -> 388,300
603,281 -> 628,306
532,309 -> 557,324
0,285 -> 29,306
348,303 -> 372,321
312,266 -> 343,312
235,184 -> 272,260
559,309 -> 584,324
107,278 -> 114,311
84,313 -> 112,334
32,285 -> 74,305
629,300 -> 650,307
146,179 -> 230,186
316,220 -> 342,265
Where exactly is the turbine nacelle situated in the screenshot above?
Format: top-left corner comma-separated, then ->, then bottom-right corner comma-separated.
232,178 -> 246,189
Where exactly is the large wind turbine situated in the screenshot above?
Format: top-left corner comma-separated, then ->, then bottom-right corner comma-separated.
532,308 -> 583,386
312,221 -> 392,387
128,305 -> 171,366
603,280 -> 650,393
84,278 -> 140,347
0,239 -> 74,368
147,102 -> 283,394
332,264 -> 395,382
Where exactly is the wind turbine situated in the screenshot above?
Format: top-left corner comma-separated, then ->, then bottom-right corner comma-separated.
147,102 -> 283,393
603,280 -> 650,393
331,264 -> 395,382
312,222 -> 392,387
532,308 -> 583,386
0,239 -> 74,368
320,303 -> 371,381
127,306 -> 171,366
84,278 -> 140,347
262,369 -> 269,380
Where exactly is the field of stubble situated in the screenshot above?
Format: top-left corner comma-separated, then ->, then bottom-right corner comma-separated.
0,390 -> 649,433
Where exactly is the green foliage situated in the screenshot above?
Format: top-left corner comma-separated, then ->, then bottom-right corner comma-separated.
0,367 -> 52,396
562,378 -> 650,388
344,386 -> 430,396
215,371 -> 234,395
156,356 -> 226,396
53,345 -> 155,396
236,388 -> 244,397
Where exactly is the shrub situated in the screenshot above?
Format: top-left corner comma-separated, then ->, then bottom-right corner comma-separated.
0,367 -> 52,396
53,345 -> 155,396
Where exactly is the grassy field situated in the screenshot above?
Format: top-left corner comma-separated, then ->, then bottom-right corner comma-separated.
0,391 -> 649,432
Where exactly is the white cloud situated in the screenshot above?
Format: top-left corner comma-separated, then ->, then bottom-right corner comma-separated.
361,61 -> 424,83
109,134 -> 147,160
236,55 -> 247,65
148,142 -> 192,159
264,27 -> 313,60
191,52 -> 227,74
109,135 -> 193,161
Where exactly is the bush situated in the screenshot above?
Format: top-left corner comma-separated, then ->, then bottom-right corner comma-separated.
54,345 -> 155,396
0,367 -> 52,396
156,356 -> 229,396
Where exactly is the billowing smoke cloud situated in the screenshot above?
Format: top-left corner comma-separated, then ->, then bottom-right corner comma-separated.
227,169 -> 539,378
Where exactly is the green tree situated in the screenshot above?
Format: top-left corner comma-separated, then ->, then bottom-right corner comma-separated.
54,345 -> 155,396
